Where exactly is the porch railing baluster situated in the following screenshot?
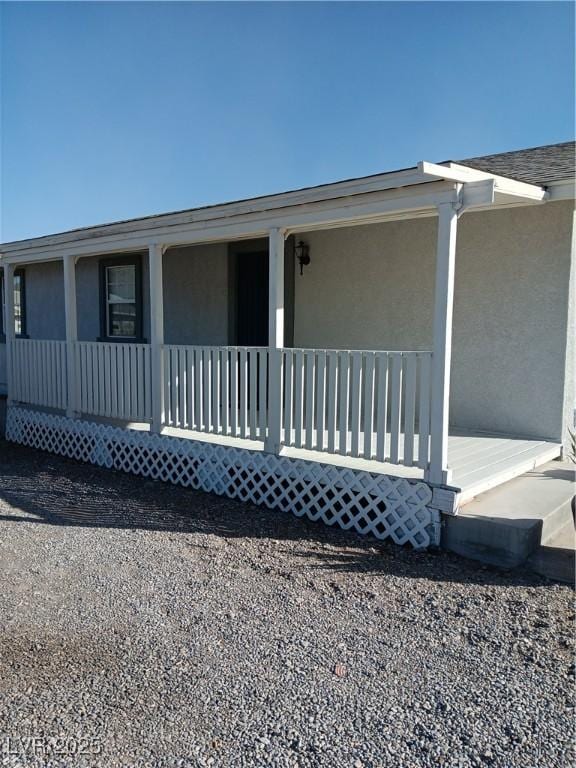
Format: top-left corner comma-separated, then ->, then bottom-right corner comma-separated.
362,352 -> 375,460
9,339 -> 433,471
403,353 -> 417,467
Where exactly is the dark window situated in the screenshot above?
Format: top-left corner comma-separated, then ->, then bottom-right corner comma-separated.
99,256 -> 143,341
0,268 -> 27,338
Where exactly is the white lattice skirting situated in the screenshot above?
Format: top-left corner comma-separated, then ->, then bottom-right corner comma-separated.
6,407 -> 441,548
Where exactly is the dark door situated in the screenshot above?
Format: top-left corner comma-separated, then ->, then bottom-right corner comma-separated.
236,251 -> 269,346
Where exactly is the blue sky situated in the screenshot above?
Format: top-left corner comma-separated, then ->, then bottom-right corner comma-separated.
1,1 -> 574,242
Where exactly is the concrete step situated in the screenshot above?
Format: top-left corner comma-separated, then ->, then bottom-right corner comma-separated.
442,459 -> 575,569
526,521 -> 575,584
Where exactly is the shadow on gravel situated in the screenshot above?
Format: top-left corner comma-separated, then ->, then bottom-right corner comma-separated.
0,441 -> 554,587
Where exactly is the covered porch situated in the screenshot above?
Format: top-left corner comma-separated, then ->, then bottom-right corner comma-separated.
1,160 -> 562,519
7,339 -> 562,504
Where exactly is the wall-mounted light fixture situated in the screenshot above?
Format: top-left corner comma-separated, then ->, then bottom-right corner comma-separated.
295,240 -> 310,275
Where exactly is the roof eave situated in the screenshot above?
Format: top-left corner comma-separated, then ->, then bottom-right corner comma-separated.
0,162 -> 559,263
420,161 -> 549,203
546,179 -> 576,201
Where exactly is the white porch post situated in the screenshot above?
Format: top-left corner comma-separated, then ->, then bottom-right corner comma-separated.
63,254 -> 79,417
149,243 -> 165,433
268,227 -> 285,347
265,227 -> 285,453
427,201 -> 459,485
4,263 -> 15,405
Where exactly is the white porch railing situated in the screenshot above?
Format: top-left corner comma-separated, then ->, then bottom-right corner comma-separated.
10,339 -> 68,411
163,345 -> 269,440
75,342 -> 152,422
280,349 -> 432,467
10,339 -> 152,422
9,339 -> 433,470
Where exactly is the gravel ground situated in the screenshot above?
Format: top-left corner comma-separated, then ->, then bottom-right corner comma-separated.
0,441 -> 573,768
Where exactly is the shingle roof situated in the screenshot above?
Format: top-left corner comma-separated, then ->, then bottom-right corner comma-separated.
2,141 -> 574,250
455,141 -> 575,186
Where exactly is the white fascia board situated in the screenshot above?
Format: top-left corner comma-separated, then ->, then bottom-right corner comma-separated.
449,163 -> 547,202
419,160 -> 493,183
492,181 -> 547,203
547,179 -> 576,201
420,160 -> 547,203
461,179 -> 495,209
0,166 -> 439,255
1,160 -> 554,260
1,181 -> 462,265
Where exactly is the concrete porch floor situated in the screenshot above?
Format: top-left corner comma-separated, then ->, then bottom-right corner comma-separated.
446,431 -> 563,504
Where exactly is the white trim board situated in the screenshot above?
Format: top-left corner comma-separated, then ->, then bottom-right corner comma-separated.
0,160 -> 553,265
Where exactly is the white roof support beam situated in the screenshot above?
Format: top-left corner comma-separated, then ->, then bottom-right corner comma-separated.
547,179 -> 576,201
427,199 -> 460,486
265,227 -> 286,455
63,253 -> 79,418
268,227 -> 285,349
149,243 -> 165,434
419,160 -> 547,203
461,179 -> 495,211
0,167 -> 457,253
1,181 -> 479,265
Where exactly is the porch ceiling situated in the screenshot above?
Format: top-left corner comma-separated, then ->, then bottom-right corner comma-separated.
0,161 -> 549,266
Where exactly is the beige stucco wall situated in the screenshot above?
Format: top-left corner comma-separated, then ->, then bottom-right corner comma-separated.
163,243 -> 229,345
293,200 -> 575,441
293,219 -> 436,351
64,245 -> 229,345
452,201 -> 574,442
25,260 -> 66,340
560,208 -> 576,445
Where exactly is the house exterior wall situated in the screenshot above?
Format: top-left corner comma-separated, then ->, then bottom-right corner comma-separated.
0,261 -> 65,392
25,260 -> 66,340
561,207 -> 576,446
293,199 -> 575,442
76,252 -> 151,342
452,201 -> 574,443
293,218 -> 436,351
0,244 -> 230,355
163,243 -> 229,345
1,201 -> 573,444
